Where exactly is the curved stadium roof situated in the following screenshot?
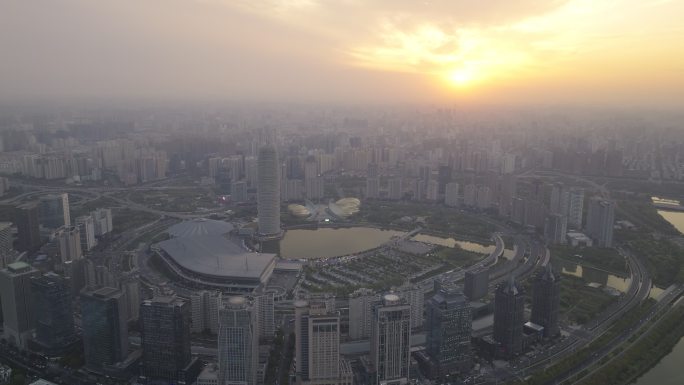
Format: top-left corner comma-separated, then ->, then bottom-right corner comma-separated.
168,218 -> 234,238
157,235 -> 275,279
328,197 -> 361,218
288,204 -> 312,218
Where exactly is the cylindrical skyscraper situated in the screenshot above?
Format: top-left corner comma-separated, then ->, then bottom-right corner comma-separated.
257,145 -> 281,237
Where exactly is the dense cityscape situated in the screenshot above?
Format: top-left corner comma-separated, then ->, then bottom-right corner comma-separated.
3,1 -> 684,384
0,105 -> 682,385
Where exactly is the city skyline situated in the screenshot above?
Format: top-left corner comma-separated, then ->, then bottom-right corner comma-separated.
0,2 -> 683,384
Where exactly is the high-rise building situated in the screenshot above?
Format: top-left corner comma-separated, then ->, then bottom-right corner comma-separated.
91,208 -> 113,236
282,178 -> 303,202
75,215 -> 97,252
0,222 -> 13,262
501,153 -> 516,174
370,294 -> 411,385
0,262 -> 39,349
463,184 -> 477,207
84,260 -> 117,289
57,226 -> 83,262
80,287 -> 129,372
476,185 -> 491,209
140,296 -> 194,384
586,197 -> 615,248
295,300 -> 352,385
120,275 -> 141,322
254,291 -> 275,340
244,156 -> 258,188
444,182 -> 459,207
218,296 -> 258,385
0,176 -> 9,196
464,269 -> 489,301
231,180 -> 248,203
367,163 -> 379,178
366,178 -> 380,199
388,178 -> 403,200
426,179 -> 439,202
207,157 -> 222,178
307,292 -> 336,313
396,283 -> 424,329
544,214 -> 567,245
226,155 -> 243,182
567,188 -> 585,229
493,277 -> 525,358
304,177 -> 324,200
511,197 -> 525,224
38,193 -> 70,229
190,290 -> 222,334
15,202 -> 41,252
348,288 -> 379,341
437,165 -> 452,194
257,145 -> 281,237
413,179 -> 426,201
426,281 -> 472,378
498,174 -> 517,218
524,198 -> 547,229
31,273 -> 77,352
530,264 -> 561,339
63,258 -> 86,296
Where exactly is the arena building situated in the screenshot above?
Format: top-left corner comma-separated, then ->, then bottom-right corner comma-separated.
152,219 -> 276,292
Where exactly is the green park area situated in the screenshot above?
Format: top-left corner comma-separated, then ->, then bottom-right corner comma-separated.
577,302 -> 684,385
626,236 -> 684,287
559,275 -> 618,325
550,245 -> 628,276
520,300 -> 656,385
125,188 -> 217,212
112,208 -> 160,234
614,199 -> 684,287
70,196 -> 119,217
358,201 -> 495,239
617,198 -> 679,236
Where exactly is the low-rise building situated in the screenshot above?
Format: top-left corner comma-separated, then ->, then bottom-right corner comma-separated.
566,232 -> 593,247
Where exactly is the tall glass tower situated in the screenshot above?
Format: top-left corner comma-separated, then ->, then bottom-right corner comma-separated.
370,294 -> 412,385
257,145 -> 281,237
218,296 -> 258,385
493,276 -> 525,359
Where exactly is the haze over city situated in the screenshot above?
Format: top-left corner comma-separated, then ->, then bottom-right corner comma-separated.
2,2 -> 684,385
2,0 -> 684,106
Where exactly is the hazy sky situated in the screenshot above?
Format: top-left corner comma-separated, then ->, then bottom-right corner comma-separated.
2,0 -> 683,106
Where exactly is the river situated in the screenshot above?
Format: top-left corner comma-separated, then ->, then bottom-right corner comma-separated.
631,208 -> 684,383
633,335 -> 684,385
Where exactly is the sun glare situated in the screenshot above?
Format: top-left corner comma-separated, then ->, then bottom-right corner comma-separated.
448,68 -> 476,87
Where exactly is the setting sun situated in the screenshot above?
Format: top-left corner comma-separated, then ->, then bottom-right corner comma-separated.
447,68 -> 476,87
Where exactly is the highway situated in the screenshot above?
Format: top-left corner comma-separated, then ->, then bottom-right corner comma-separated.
489,243 -> 653,384
3,174 -> 667,385
567,287 -> 684,384
416,232 -> 515,292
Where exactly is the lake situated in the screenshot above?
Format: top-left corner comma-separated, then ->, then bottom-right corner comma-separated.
657,209 -> 684,233
279,227 -> 404,259
411,234 -> 516,259
554,258 -> 630,293
278,227 -> 499,260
